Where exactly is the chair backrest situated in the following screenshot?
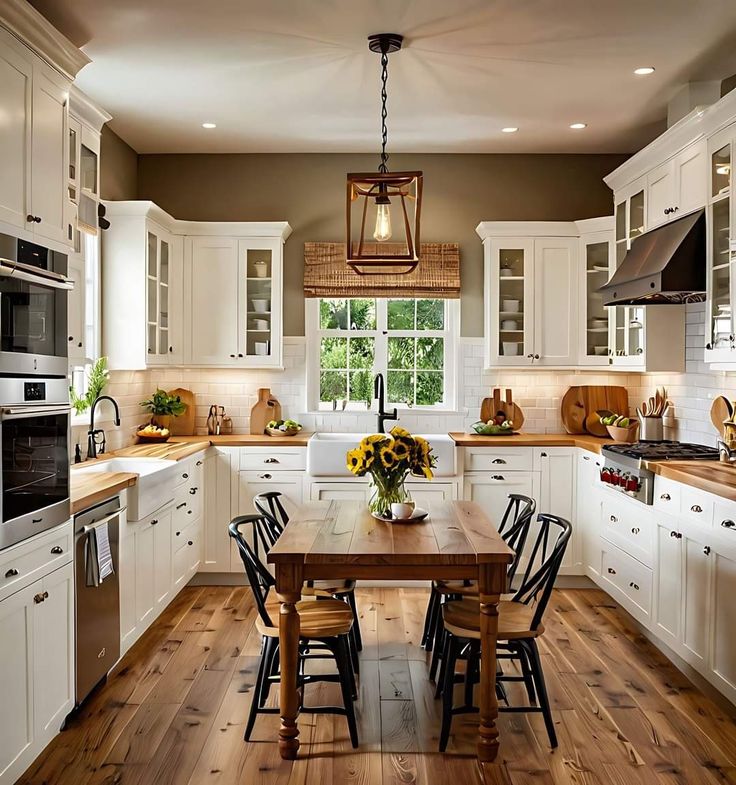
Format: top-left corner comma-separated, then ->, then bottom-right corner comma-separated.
240,502 -> 282,562
511,513 -> 572,631
498,493 -> 536,584
254,491 -> 289,533
228,516 -> 276,627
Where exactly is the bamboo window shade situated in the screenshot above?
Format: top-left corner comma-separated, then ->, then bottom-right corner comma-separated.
304,242 -> 460,298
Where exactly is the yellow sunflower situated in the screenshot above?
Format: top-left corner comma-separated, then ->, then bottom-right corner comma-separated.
392,438 -> 411,461
379,445 -> 398,469
389,425 -> 411,439
346,447 -> 366,475
362,434 -> 388,447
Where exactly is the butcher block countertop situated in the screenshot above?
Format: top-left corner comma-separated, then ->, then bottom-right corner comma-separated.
647,460 -> 736,503
113,441 -> 211,461
449,432 -> 615,452
169,433 -> 313,447
70,471 -> 137,514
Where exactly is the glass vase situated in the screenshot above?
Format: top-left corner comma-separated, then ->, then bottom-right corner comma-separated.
368,478 -> 410,519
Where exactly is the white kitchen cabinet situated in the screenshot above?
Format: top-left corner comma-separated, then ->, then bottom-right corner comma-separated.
119,525 -> 136,654
152,511 -> 173,614
134,518 -> 155,631
310,481 -> 370,502
537,448 -> 578,572
67,253 -> 87,362
654,517 -> 682,648
464,471 -> 540,530
711,548 -> 736,698
681,532 -> 711,668
201,449 -> 235,573
577,221 -> 615,366
577,450 -> 603,577
238,471 -> 304,519
404,480 -> 456,510
646,140 -> 707,230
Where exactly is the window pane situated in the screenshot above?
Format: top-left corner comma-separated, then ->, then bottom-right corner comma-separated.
416,299 -> 444,330
349,337 -> 374,369
416,372 -> 443,406
387,371 -> 414,405
349,299 -> 376,330
319,299 -> 348,329
320,370 -> 347,402
320,337 -> 347,369
350,370 -> 373,403
417,337 -> 443,370
388,337 -> 415,369
387,299 -> 415,330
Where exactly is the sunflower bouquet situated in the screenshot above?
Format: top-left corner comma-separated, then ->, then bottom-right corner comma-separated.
346,426 -> 437,518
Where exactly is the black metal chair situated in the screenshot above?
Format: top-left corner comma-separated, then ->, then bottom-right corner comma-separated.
253,491 -> 363,655
229,516 -> 359,747
422,492 -> 536,681
436,513 -> 573,751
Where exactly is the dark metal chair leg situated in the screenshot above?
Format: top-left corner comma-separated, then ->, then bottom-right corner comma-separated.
439,633 -> 459,752
346,590 -> 363,651
333,635 -> 360,748
434,628 -> 451,699
245,636 -> 271,741
525,639 -> 557,748
517,643 -> 536,704
421,586 -> 439,649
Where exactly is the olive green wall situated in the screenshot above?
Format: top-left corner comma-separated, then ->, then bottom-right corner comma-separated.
105,151 -> 629,336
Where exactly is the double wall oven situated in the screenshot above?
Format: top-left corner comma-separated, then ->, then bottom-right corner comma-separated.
1,233 -> 72,550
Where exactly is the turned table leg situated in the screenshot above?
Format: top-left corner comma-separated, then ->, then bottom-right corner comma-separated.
276,565 -> 302,760
477,563 -> 504,762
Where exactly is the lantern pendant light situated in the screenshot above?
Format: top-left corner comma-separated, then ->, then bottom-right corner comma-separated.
346,33 -> 423,275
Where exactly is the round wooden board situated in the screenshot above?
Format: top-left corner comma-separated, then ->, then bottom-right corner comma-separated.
710,396 -> 733,437
560,387 -> 586,434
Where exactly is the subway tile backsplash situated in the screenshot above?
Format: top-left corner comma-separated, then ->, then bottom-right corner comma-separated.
83,303 -> 735,453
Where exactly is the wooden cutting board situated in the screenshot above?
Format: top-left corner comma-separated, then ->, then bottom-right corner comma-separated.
560,387 -> 587,434
710,396 -> 733,437
561,385 -> 629,435
480,388 -> 525,431
168,388 -> 195,435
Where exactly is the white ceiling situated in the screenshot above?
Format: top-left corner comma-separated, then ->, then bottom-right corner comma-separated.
31,0 -> 736,154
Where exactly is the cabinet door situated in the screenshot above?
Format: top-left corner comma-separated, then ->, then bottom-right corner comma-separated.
675,140 -> 707,216
190,237 -> 240,364
134,521 -> 156,629
30,61 -> 67,245
577,451 -> 602,576
578,232 -> 613,366
404,481 -> 455,511
0,31 -> 32,231
238,471 -> 304,519
167,235 -> 184,364
119,527 -> 137,653
67,254 -> 86,362
711,549 -> 736,695
202,449 -> 235,573
309,482 -> 370,502
152,512 -> 172,613
682,534 -> 711,667
654,520 -> 682,648
533,238 -> 578,366
0,582 -> 34,782
646,160 -> 675,229
464,472 -> 539,531
538,449 -> 577,572
239,239 -> 282,367
33,563 -> 73,738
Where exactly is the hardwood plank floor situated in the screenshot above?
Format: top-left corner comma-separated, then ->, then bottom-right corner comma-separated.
16,587 -> 736,785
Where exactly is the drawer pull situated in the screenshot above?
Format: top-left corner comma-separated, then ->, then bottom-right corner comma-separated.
491,458 -> 506,465
33,591 -> 48,604
583,455 -> 590,461
187,510 -> 193,515
691,505 -> 703,513
540,452 -> 548,457
628,582 -> 640,591
721,519 -> 736,530
260,473 -> 273,480
151,518 -> 159,526
189,487 -> 198,495
5,568 -> 19,578
703,546 -> 711,556
670,531 -> 682,539
264,458 -> 280,464
631,527 -> 640,535
188,540 -> 193,546
660,493 -> 671,501
50,546 -> 63,554
182,473 -> 189,480
491,475 -> 506,481
176,531 -> 181,536
607,567 -> 616,575
196,460 -> 203,466
176,502 -> 187,510
610,515 -> 618,523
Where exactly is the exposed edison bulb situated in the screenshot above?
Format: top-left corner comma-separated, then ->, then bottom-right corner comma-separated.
373,202 -> 392,241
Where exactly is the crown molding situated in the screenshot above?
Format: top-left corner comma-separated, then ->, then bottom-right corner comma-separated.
0,0 -> 90,79
476,221 -> 579,240
70,85 -> 112,132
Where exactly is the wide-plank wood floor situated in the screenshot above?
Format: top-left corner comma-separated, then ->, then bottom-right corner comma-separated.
17,586 -> 736,785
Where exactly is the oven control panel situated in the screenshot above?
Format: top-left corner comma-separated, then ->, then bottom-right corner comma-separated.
23,381 -> 46,402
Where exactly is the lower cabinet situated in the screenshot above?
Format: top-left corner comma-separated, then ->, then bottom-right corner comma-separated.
464,471 -> 539,526
577,450 -> 602,578
538,448 -> 578,572
0,561 -> 73,785
309,481 -> 369,502
711,547 -> 736,697
239,470 -> 304,519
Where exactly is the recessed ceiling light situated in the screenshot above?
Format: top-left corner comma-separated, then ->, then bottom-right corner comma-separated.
202,122 -> 217,129
502,127 -> 518,133
569,122 -> 587,130
634,66 -> 655,75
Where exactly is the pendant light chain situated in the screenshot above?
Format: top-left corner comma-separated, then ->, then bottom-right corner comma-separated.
379,50 -> 389,174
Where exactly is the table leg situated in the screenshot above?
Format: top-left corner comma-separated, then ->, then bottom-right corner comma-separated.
276,565 -> 302,760
477,564 -> 503,762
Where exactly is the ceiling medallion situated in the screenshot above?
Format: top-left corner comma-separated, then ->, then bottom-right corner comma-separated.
346,33 -> 423,275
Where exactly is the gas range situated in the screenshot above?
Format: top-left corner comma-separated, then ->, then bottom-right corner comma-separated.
599,441 -> 720,504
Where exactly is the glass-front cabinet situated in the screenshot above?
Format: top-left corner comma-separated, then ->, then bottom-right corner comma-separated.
705,124 -> 736,365
578,219 -> 614,366
238,240 -> 282,367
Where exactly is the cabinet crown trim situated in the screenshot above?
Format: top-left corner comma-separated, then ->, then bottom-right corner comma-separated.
476,221 -> 580,239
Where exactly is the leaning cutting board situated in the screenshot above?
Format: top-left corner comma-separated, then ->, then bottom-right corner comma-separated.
561,385 -> 629,435
168,388 -> 195,435
710,396 -> 733,437
480,388 -> 525,431
560,387 -> 587,434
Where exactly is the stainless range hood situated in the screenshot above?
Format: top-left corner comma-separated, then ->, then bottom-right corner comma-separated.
599,209 -> 706,306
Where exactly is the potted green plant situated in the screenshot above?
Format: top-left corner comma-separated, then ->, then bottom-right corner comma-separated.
140,388 -> 187,430
70,357 -> 109,415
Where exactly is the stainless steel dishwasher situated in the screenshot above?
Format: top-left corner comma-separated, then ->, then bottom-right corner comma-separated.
74,496 -> 123,705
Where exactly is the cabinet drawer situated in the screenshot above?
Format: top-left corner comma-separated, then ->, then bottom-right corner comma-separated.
173,524 -> 200,584
653,477 -> 681,515
600,542 -> 653,619
239,448 -> 306,472
174,454 -> 205,488
173,480 -> 202,520
0,524 -> 73,602
173,514 -> 199,554
464,447 -> 533,473
680,485 -> 714,527
601,498 -> 654,567
172,495 -> 198,532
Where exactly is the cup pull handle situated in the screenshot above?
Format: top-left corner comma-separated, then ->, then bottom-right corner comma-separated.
607,567 -> 616,575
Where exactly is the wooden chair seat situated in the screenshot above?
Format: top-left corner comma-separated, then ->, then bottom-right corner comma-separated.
303,579 -> 357,598
257,598 -> 354,639
434,579 -> 479,597
442,599 -> 543,641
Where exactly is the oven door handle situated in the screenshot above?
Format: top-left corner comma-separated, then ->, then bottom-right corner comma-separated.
0,259 -> 74,290
1,405 -> 71,420
82,507 -> 127,534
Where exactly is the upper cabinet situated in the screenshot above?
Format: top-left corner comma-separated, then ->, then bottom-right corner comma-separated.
646,140 -> 707,230
577,219 -> 615,367
103,201 -> 290,370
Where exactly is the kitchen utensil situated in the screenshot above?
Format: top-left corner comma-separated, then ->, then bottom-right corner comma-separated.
606,422 -> 640,443
585,409 -> 613,438
502,341 -> 519,356
501,299 -> 520,313
167,388 -> 195,436
206,405 -> 217,435
250,388 -> 281,434
637,414 -> 663,441
710,396 -> 733,436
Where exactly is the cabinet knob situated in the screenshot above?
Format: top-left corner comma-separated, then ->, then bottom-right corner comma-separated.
229,354 -> 236,358
660,493 -> 671,501
26,214 -> 35,223
33,591 -> 48,604
68,336 -> 74,342
196,460 -> 203,466
238,353 -> 244,358
176,531 -> 181,536
491,458 -> 506,465
264,458 -> 280,464
721,519 -> 736,530
491,474 -> 505,480
631,527 -> 640,534
670,530 -> 682,539
610,515 -> 618,522
78,341 -> 82,347
188,540 -> 193,546
4,568 -> 19,578
533,354 -> 540,360
151,518 -> 159,525
34,216 -> 41,223
607,567 -> 616,575
706,342 -> 713,350
540,451 -> 548,457
690,505 -> 703,513
703,546 -> 711,556
260,473 -> 272,480
50,546 -> 63,554
189,487 -> 198,494
526,354 -> 533,359
629,582 -> 640,590
182,473 -> 189,479
169,346 -> 173,353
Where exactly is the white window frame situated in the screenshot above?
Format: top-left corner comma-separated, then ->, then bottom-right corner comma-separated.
306,297 -> 459,413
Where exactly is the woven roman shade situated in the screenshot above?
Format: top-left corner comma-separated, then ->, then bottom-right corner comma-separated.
304,242 -> 460,298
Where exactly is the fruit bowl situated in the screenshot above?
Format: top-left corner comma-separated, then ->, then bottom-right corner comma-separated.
470,421 -> 518,436
266,419 -> 302,437
606,423 -> 639,443
266,426 -> 300,437
136,424 -> 171,443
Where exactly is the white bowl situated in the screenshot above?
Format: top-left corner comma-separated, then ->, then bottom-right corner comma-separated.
502,341 -> 519,356
501,319 -> 518,330
502,299 -> 520,312
593,346 -> 608,355
251,299 -> 270,313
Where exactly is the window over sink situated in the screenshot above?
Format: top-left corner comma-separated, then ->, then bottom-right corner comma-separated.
307,297 -> 457,412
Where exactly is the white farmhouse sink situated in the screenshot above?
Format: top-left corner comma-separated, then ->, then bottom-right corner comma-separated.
307,433 -> 456,477
74,457 -> 179,520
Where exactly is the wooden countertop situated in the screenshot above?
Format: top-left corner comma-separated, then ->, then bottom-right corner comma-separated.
449,432 -> 614,453
113,441 -> 211,461
169,433 -> 313,447
70,472 -> 137,514
647,460 -> 736,503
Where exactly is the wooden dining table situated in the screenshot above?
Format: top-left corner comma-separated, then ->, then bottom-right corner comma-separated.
267,499 -> 513,763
